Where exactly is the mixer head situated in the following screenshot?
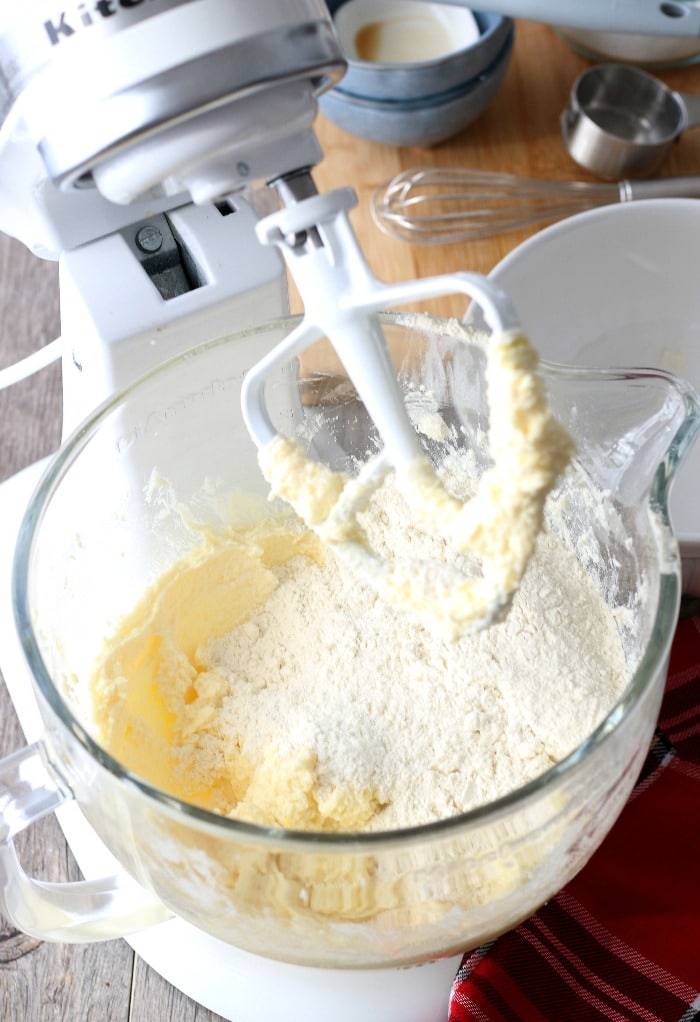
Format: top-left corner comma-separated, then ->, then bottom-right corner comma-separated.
0,0 -> 345,254
0,1 -> 349,433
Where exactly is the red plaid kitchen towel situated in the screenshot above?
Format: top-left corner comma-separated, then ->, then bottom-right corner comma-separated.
448,613 -> 700,1022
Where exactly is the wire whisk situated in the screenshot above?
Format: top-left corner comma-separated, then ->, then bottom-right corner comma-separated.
371,166 -> 700,244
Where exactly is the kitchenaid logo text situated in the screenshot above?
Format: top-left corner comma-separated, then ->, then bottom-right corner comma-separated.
44,0 -> 159,45
114,378 -> 231,455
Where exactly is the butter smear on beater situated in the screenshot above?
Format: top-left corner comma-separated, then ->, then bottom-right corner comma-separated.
259,328 -> 575,639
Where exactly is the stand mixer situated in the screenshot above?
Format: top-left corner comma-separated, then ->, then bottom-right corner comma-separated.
1,2 -> 700,1021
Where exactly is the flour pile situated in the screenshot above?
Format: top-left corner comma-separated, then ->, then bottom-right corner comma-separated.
91,466 -> 629,833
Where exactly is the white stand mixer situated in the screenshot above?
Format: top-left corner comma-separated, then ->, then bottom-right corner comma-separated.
1,2 -> 699,1020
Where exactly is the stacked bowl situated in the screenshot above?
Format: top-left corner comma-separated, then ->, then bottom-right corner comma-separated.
320,1 -> 514,147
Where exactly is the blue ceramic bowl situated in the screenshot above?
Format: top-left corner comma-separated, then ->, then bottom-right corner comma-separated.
325,2 -> 513,102
319,24 -> 514,147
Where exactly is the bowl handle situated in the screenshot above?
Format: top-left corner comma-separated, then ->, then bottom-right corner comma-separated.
0,742 -> 171,942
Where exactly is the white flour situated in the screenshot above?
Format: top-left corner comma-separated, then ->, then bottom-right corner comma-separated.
199,471 -> 629,832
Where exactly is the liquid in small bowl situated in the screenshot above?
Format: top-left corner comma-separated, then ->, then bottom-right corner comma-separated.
335,0 -> 480,65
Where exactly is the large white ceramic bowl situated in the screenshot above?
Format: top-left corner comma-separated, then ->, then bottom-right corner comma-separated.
489,199 -> 700,592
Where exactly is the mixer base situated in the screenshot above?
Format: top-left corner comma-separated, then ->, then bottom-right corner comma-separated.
0,463 -> 461,1022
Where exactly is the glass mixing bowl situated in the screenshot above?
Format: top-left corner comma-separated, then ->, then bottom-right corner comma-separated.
3,313 -> 699,970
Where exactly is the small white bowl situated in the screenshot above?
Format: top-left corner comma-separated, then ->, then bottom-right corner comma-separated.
325,2 -> 512,101
488,199 -> 700,592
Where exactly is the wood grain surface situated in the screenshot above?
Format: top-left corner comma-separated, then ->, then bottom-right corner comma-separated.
1,18 -> 699,1020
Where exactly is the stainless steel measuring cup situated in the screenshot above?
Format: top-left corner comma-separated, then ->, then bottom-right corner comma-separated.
561,64 -> 700,179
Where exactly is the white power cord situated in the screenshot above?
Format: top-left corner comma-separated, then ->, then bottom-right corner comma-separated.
0,336 -> 62,390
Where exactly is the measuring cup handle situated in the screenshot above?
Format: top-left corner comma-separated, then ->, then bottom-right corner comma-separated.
677,91 -> 700,132
0,742 -> 171,942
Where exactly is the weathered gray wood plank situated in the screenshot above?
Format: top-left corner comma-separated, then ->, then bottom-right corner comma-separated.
130,955 -> 224,1021
0,235 -> 61,482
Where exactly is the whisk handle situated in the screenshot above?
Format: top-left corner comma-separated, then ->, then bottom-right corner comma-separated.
623,176 -> 700,202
